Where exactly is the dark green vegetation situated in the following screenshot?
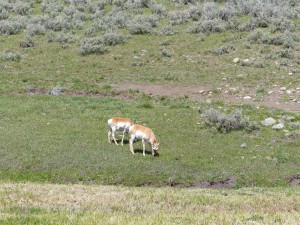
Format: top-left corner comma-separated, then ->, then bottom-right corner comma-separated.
1,0 -> 300,188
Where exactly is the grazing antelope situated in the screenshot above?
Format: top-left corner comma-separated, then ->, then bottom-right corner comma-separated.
108,117 -> 133,145
129,124 -> 159,156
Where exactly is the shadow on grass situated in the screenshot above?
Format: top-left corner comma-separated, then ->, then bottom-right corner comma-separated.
133,148 -> 159,157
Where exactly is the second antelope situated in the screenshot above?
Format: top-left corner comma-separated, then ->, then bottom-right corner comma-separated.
108,117 -> 133,145
129,124 -> 159,156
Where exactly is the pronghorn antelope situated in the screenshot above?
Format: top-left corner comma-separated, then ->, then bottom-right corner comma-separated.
129,124 -> 159,156
108,117 -> 133,145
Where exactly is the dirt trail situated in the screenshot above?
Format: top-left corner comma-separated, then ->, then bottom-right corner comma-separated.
114,83 -> 300,112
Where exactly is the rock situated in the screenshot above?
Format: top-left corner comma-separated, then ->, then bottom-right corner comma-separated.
233,58 -> 240,63
268,91 -> 274,94
49,86 -> 64,96
243,96 -> 252,100
261,117 -> 276,126
199,90 -> 206,94
282,115 -> 295,121
280,87 -> 287,91
272,123 -> 284,130
241,143 -> 247,148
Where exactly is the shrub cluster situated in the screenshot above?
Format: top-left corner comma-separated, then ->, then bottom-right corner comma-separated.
200,108 -> 260,133
211,45 -> 235,56
79,31 -> 128,55
127,15 -> 158,34
0,52 -> 22,61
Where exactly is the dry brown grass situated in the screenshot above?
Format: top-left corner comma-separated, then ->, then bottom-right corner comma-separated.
1,182 -> 300,224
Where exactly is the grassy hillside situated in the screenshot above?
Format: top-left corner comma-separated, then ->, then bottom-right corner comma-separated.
0,0 -> 300,192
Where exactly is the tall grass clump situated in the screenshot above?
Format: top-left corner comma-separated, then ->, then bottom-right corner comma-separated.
200,108 -> 260,133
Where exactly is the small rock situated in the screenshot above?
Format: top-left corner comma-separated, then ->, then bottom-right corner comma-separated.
233,57 -> 240,63
243,96 -> 252,100
282,115 -> 295,121
272,123 -> 284,130
199,90 -> 206,94
280,87 -> 287,91
49,86 -> 64,96
262,117 -> 276,126
268,91 -> 274,94
286,90 -> 293,95
241,143 -> 247,148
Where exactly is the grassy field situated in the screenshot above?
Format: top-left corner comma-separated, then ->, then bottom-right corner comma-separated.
1,0 -> 300,223
0,94 -> 299,187
1,182 -> 300,224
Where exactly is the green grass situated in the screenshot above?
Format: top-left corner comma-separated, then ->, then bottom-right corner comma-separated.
0,95 -> 299,187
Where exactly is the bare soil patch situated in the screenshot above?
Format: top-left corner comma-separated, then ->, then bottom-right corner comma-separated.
286,175 -> 300,187
113,83 -> 300,112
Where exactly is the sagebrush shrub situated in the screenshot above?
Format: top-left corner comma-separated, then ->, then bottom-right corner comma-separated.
211,45 -> 235,55
46,31 -> 56,42
188,19 -> 225,34
101,32 -> 128,46
170,12 -> 189,26
0,52 -> 22,61
45,15 -> 73,31
150,3 -> 167,18
0,18 -> 25,35
188,5 -> 202,21
20,35 -> 36,48
200,108 -> 260,133
79,42 -> 108,55
41,0 -> 64,14
13,2 -> 32,15
25,24 -> 46,36
158,25 -> 176,36
56,32 -> 77,44
0,9 -> 9,20
270,17 -> 295,33
127,15 -> 158,35
247,29 -> 265,44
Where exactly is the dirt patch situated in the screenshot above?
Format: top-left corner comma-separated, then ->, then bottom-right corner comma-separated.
286,175 -> 300,187
192,177 -> 237,189
137,177 -> 237,189
113,83 -> 300,112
